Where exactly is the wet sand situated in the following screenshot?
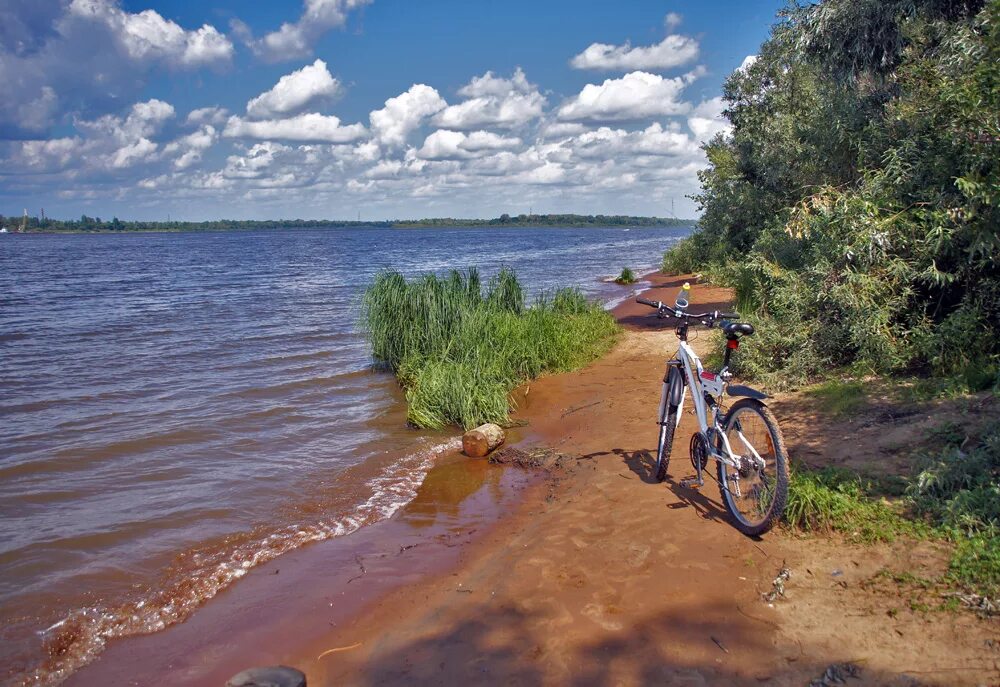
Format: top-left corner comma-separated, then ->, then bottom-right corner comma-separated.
66,273 -> 999,687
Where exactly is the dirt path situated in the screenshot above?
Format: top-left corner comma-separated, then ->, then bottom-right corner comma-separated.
300,274 -> 998,686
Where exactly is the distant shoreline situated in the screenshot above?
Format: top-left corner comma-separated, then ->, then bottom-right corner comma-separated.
3,214 -> 695,234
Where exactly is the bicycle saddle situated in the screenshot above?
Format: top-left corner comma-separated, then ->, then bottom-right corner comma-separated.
722,321 -> 755,337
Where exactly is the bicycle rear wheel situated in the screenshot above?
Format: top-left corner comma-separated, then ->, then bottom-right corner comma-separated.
717,399 -> 788,536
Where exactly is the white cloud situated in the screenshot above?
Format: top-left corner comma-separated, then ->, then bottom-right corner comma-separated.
558,71 -> 698,122
739,54 -> 758,72
163,125 -> 218,169
224,112 -> 367,143
458,68 -> 531,98
246,59 -> 340,119
186,107 -> 230,126
572,123 -> 700,159
223,142 -> 290,179
10,98 -> 176,173
538,121 -> 590,139
68,0 -> 234,67
248,0 -> 372,62
369,84 -> 447,147
415,130 -> 522,160
570,34 -> 698,71
77,98 -> 176,141
433,68 -> 545,130
0,0 -> 232,136
687,97 -> 730,142
664,12 -> 683,31
111,137 -> 157,168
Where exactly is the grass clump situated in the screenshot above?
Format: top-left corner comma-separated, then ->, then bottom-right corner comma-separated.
786,422 -> 1000,597
802,379 -> 867,417
614,267 -> 637,285
361,267 -> 619,430
784,467 -> 916,544
908,423 -> 1000,595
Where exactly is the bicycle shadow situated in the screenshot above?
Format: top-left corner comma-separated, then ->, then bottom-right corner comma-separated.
579,447 -> 734,526
616,447 -> 733,524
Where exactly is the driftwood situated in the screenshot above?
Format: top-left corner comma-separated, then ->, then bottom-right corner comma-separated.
462,423 -> 505,457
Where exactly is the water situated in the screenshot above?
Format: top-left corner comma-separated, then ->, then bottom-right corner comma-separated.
0,225 -> 690,684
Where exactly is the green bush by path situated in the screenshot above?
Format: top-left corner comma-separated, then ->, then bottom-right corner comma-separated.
663,0 -> 1000,390
361,267 -> 619,429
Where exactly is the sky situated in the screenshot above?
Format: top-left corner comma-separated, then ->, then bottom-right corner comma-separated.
0,0 -> 784,222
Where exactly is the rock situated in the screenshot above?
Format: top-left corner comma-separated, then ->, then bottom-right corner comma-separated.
226,666 -> 306,687
462,423 -> 505,457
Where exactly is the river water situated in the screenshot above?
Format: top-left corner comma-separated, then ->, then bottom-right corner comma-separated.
0,225 -> 690,684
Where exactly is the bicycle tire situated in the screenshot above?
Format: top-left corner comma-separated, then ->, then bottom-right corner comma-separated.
716,398 -> 789,536
654,391 -> 679,483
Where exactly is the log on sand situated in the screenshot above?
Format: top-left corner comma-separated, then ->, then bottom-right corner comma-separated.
462,423 -> 505,457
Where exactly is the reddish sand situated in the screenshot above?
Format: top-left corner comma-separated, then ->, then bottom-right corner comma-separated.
66,274 -> 999,687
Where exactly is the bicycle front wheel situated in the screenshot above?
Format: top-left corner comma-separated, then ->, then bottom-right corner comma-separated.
717,399 -> 788,536
654,399 -> 677,482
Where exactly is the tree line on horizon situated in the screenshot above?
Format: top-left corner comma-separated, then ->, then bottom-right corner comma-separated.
0,213 -> 693,233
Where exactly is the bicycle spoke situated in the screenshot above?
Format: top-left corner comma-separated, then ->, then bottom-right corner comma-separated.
721,405 -> 780,530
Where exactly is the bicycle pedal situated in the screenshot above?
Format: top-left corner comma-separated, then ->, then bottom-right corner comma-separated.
680,477 -> 704,489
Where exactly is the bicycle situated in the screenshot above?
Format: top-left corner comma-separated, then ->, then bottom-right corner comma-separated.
636,292 -> 789,536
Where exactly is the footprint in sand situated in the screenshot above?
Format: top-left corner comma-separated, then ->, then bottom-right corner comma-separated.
626,543 -> 651,568
582,603 -> 623,631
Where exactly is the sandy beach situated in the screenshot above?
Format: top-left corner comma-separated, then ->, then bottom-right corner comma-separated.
65,274 -> 999,687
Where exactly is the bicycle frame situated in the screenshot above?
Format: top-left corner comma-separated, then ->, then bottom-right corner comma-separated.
658,338 -> 756,486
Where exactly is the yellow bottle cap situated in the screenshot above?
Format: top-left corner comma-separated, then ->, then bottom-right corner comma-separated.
682,282 -> 691,290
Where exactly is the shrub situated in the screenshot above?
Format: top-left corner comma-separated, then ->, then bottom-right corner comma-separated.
614,267 -> 636,285
665,0 -> 1000,389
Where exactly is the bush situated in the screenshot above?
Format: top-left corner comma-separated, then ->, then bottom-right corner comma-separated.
614,267 -> 636,285
361,268 -> 619,429
666,0 -> 1000,389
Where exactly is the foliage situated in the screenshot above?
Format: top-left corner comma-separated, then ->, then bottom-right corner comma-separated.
786,422 -> 1000,595
614,267 -> 637,285
361,268 -> 619,429
664,0 -> 1000,388
908,423 -> 1000,593
784,467 -> 915,543
802,379 -> 867,416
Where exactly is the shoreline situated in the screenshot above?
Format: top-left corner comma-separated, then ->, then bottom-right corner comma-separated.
59,272 -> 698,686
62,272 -> 999,687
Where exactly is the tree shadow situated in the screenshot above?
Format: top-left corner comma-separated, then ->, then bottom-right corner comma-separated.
349,593 -> 919,686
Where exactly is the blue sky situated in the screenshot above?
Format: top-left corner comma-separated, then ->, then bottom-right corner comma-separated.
0,0 -> 784,221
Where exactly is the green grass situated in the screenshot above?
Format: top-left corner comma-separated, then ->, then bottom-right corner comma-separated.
785,422 -> 1000,597
801,379 -> 867,417
784,467 -> 918,544
614,267 -> 637,285
361,267 -> 619,430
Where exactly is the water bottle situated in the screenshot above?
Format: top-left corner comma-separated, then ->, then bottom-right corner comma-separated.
674,282 -> 691,312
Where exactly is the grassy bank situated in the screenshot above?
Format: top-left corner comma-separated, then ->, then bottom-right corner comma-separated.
780,382 -> 1000,599
361,268 -> 619,430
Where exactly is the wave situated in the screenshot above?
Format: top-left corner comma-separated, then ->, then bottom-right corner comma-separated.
17,438 -> 460,687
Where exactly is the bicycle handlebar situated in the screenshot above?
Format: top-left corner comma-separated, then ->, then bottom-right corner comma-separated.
634,296 -> 739,321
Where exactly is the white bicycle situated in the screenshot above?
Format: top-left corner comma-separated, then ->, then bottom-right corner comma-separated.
636,293 -> 789,536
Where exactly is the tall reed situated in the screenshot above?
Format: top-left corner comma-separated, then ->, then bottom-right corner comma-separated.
361,268 -> 619,429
